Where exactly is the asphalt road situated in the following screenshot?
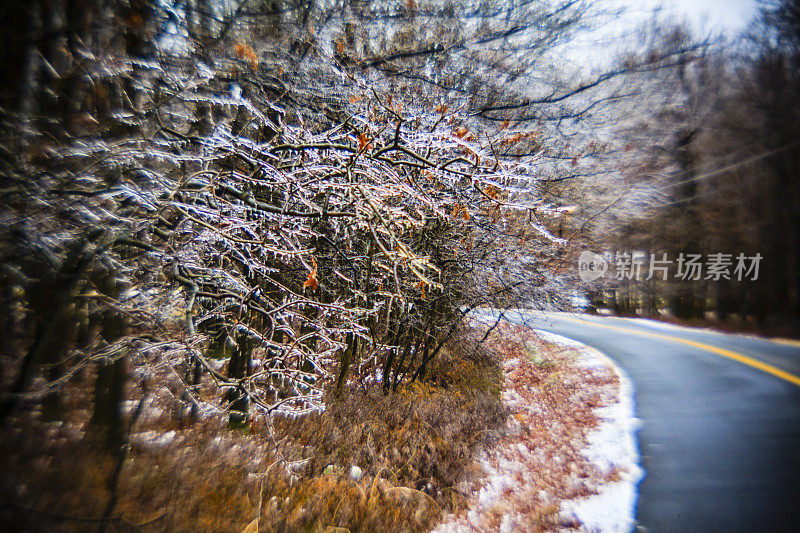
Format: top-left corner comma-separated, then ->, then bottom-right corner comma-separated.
504,311 -> 800,532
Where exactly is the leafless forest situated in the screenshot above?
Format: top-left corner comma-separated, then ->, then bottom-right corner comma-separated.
0,0 -> 797,531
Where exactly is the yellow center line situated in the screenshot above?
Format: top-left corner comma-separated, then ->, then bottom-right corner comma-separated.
615,316 -> 800,349
556,315 -> 800,388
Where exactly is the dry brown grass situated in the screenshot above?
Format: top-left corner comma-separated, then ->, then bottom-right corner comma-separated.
0,330 -> 505,532
435,320 -> 622,532
0,319 -> 628,533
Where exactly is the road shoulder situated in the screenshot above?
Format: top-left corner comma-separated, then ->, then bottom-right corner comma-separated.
538,330 -> 643,532
434,318 -> 642,532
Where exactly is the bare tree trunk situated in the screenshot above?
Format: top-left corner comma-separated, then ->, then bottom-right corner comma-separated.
225,331 -> 252,426
91,355 -> 128,450
90,271 -> 130,450
0,0 -> 39,123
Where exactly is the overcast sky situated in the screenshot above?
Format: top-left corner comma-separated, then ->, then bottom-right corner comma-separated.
562,0 -> 762,69
624,0 -> 759,34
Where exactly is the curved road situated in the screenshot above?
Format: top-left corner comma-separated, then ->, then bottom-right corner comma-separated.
506,311 -> 800,532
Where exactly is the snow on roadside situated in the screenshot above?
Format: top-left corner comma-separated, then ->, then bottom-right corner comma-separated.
434,321 -> 643,532
533,330 -> 588,349
537,330 -> 643,533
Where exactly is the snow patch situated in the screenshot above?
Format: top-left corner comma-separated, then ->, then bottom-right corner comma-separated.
539,332 -> 643,533
533,329 -> 588,349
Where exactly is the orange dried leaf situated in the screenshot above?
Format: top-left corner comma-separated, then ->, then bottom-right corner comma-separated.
453,126 -> 469,139
434,104 -> 448,115
234,42 -> 258,71
500,132 -> 525,147
303,258 -> 319,291
303,271 -> 318,291
357,133 -> 371,151
414,280 -> 427,298
485,185 -> 500,199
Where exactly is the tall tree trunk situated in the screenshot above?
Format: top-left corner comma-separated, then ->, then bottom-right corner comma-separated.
90,270 -> 129,450
225,331 -> 252,426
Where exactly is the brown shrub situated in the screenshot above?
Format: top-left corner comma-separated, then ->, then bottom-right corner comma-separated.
0,333 -> 505,533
